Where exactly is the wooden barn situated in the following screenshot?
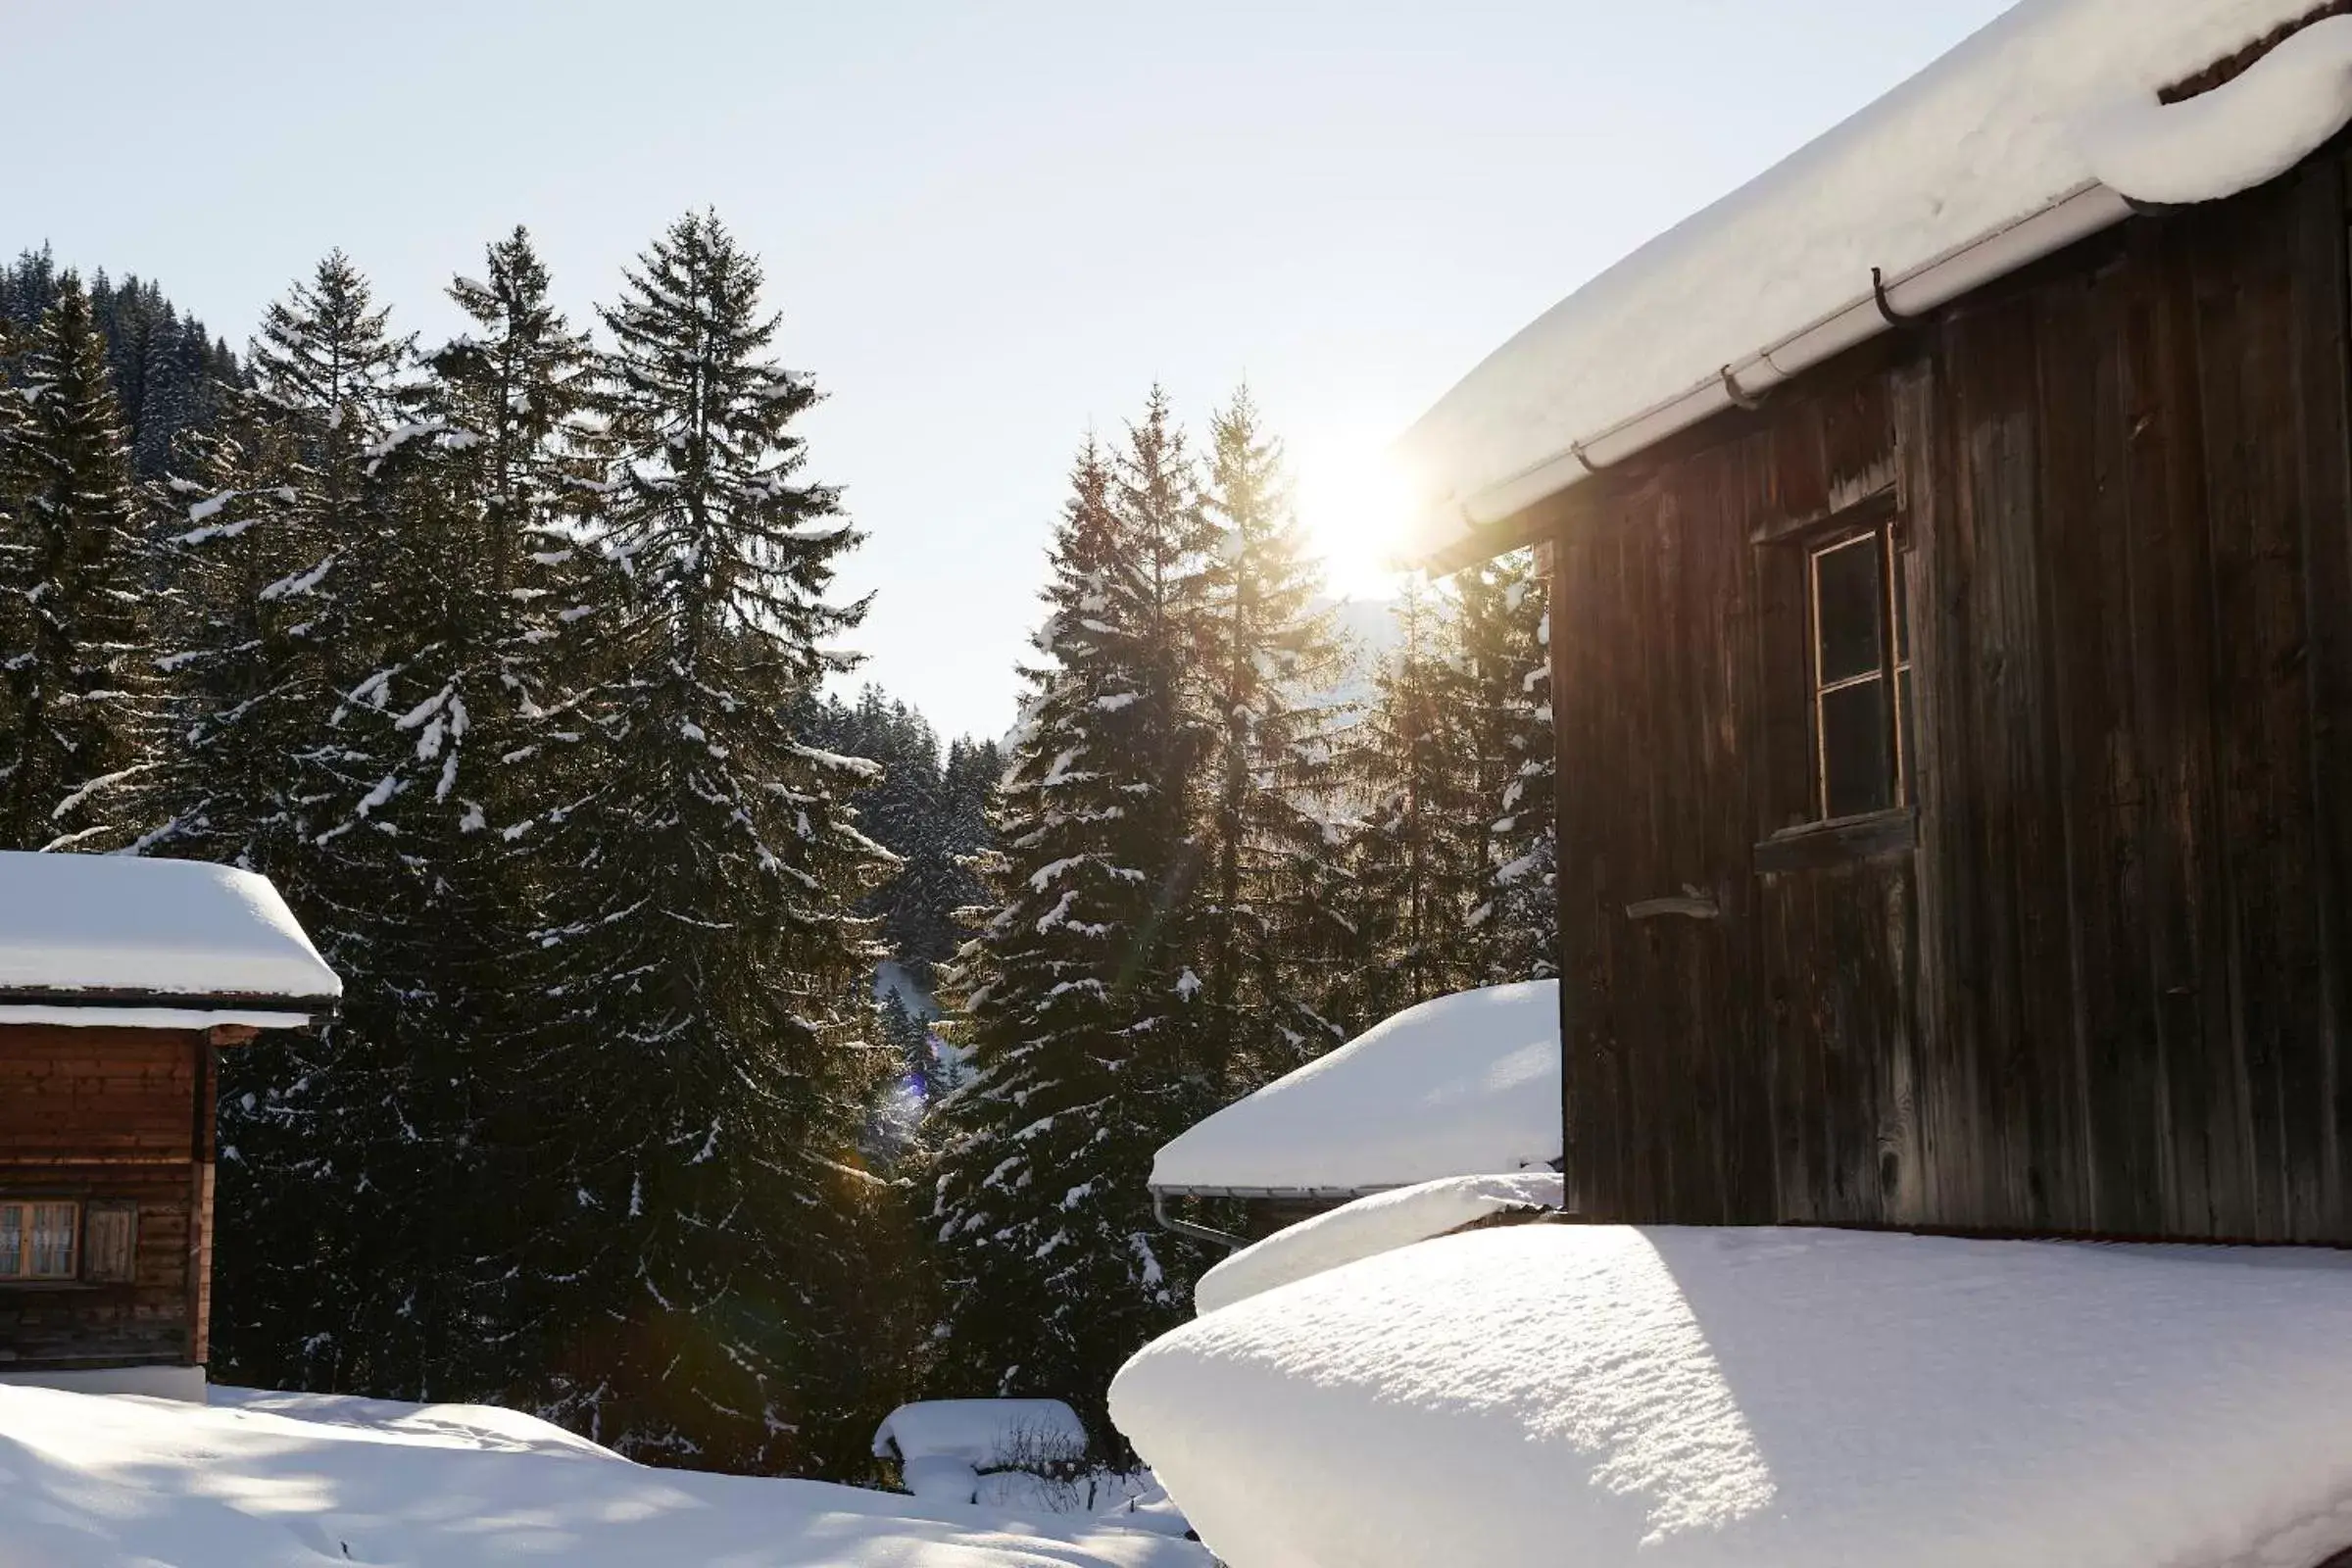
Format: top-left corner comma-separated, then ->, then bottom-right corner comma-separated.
1398,0 -> 2352,1245
0,852 -> 338,1396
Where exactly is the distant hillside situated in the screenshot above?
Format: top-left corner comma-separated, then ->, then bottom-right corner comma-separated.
1,248 -> 241,476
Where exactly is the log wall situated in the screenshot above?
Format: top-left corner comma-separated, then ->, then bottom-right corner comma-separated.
0,1024 -> 206,1366
1545,145 -> 2352,1243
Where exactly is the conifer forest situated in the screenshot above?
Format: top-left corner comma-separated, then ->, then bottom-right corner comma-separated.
0,221 -> 1555,1479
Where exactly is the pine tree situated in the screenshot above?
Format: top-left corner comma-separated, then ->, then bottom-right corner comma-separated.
0,272 -> 163,852
936,732 -> 1003,958
879,988 -> 932,1099
171,252 -> 423,1396
1339,578 -> 1489,1024
805,686 -> 957,982
1189,387 -> 1352,1090
267,230 -> 607,1401
1,250 -> 240,477
928,422 -> 1212,1445
1467,549 -> 1556,982
510,211 -> 890,1473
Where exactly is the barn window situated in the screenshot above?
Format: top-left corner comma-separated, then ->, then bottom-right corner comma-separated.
1808,521 -> 1911,819
0,1200 -> 79,1281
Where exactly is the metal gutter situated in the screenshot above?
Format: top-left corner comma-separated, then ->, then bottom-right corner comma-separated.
1418,180 -> 2136,564
1152,1189 -> 1252,1252
1150,1182 -> 1395,1202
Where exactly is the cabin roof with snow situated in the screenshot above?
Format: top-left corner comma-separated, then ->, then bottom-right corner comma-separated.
0,852 -> 340,1030
1396,0 -> 2352,568
1150,982 -> 1562,1200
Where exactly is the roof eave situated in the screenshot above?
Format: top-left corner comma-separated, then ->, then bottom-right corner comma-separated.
1149,1182 -> 1396,1201
1401,180 -> 2135,572
0,987 -> 341,1028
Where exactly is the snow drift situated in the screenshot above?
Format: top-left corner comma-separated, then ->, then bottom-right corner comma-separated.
0,1383 -> 1203,1568
1192,1172 -> 1561,1315
1150,981 -> 1559,1196
1113,1223 -> 2352,1568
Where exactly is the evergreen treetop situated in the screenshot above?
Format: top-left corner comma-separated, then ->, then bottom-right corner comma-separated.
0,270 -> 162,851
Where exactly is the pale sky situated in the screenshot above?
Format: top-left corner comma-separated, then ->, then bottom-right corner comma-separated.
10,0 -> 2012,743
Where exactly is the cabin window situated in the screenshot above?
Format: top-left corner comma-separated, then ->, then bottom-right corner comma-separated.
1808,521 -> 1912,819
0,1200 -> 79,1281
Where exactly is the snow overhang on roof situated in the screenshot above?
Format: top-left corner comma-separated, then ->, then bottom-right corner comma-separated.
1396,0 -> 2352,571
1150,981 -> 1562,1199
0,852 -> 341,1029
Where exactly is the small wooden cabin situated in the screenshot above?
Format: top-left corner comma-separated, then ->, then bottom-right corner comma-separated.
0,852 -> 337,1391
1398,0 -> 2352,1245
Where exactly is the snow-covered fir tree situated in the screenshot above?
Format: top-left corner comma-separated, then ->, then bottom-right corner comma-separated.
268,230 -> 608,1401
928,426 -> 1213,1443
1338,577 -> 1489,1024
508,211 -> 894,1473
1189,387 -> 1352,1089
0,272 -> 162,851
1465,548 -> 1556,982
803,686 -> 960,983
1,248 -> 240,478
169,251 -> 426,1398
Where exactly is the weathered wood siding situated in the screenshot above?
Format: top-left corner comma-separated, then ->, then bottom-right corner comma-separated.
0,1025 -> 204,1366
1547,146 -> 2352,1243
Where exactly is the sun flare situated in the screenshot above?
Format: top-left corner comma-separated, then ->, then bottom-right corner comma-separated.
1293,434 -> 1420,601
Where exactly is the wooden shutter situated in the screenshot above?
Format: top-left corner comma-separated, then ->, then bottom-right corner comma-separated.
83,1201 -> 136,1285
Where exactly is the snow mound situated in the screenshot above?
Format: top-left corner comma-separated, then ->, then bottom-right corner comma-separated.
0,851 -> 339,1010
1151,982 -> 1558,1196
2079,14 -> 2352,206
1193,1172 -> 1561,1315
0,1383 -> 1203,1567
1397,0 -> 2338,564
207,1385 -> 624,1461
1111,1224 -> 2352,1568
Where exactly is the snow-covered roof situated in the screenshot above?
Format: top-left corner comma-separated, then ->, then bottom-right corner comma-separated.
1193,1172 -> 1561,1316
0,852 -> 339,1022
873,1399 -> 1100,1508
873,1398 -> 1091,1465
1112,1224 -> 2352,1568
1150,982 -> 1560,1197
1398,0 -> 2352,566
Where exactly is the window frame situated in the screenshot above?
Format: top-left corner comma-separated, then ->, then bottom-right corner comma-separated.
0,1199 -> 81,1283
1803,514 -> 1913,823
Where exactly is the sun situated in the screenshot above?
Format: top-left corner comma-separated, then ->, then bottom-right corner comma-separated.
1292,432 -> 1420,601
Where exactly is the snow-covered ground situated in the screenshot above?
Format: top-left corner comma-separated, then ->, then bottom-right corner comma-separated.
0,1383 -> 1205,1568
1115,1223 -> 2352,1568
